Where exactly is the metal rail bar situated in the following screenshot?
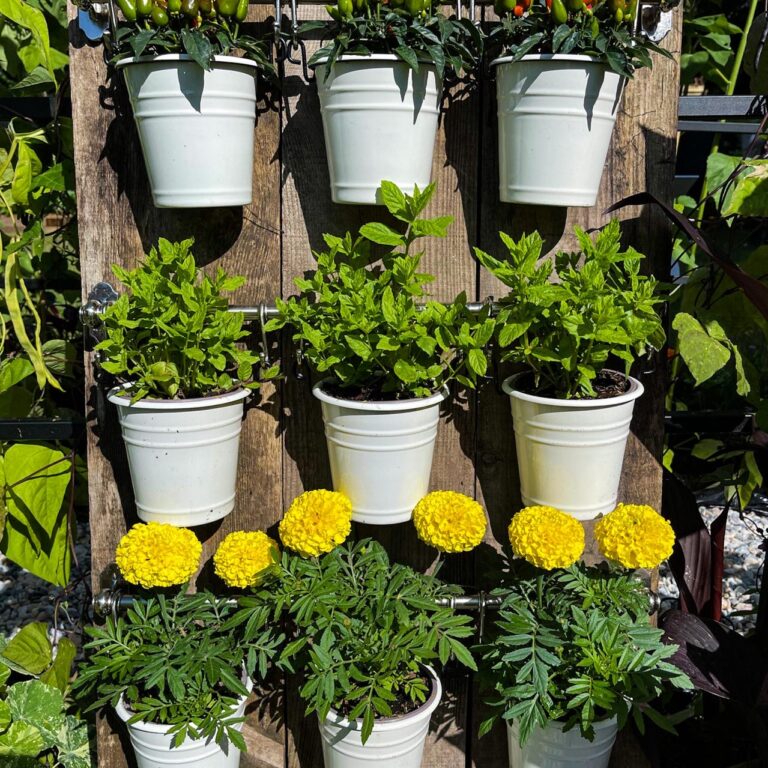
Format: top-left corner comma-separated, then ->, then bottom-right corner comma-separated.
92,587 -> 661,617
0,418 -> 85,443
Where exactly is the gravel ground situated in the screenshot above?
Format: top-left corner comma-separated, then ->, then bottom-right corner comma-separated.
0,520 -> 91,640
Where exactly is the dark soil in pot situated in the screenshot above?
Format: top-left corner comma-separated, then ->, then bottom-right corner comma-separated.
334,671 -> 433,720
515,369 -> 631,400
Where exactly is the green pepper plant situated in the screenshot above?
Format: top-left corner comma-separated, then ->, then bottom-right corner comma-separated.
487,0 -> 672,78
474,219 -> 666,399
96,237 -> 279,402
305,0 -> 483,79
266,181 -> 496,400
107,0 -> 274,71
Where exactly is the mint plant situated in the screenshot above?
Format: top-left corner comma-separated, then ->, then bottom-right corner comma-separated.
474,220 -> 665,399
234,539 -> 477,744
96,238 -> 278,402
267,182 -> 495,399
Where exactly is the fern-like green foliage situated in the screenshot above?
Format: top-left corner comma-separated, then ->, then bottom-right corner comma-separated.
477,560 -> 693,746
233,539 -> 477,744
74,592 -> 284,750
267,182 -> 495,399
475,219 -> 666,399
96,238 -> 278,401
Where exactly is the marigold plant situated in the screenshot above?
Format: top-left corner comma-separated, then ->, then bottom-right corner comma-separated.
214,531 -> 280,589
413,491 -> 487,553
115,522 -> 201,588
594,503 -> 675,569
507,505 -> 585,570
278,489 -> 352,558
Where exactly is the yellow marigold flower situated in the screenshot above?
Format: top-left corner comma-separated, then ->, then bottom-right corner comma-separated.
115,522 -> 201,588
278,489 -> 352,558
594,503 -> 675,569
413,491 -> 487,553
214,531 -> 280,589
508,505 -> 585,570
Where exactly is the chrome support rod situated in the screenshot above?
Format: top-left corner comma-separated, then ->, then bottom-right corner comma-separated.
92,588 -> 661,618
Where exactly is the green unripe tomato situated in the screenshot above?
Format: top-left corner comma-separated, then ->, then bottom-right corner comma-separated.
550,0 -> 568,23
116,0 -> 137,21
167,0 -> 181,11
235,0 -> 248,20
338,0 -> 353,16
216,0 -> 238,16
136,0 -> 153,16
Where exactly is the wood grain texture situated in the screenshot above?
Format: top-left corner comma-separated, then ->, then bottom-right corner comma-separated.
70,3 -> 680,764
69,3 -> 285,765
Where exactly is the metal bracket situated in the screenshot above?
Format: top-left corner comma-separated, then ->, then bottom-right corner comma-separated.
80,282 -> 119,347
639,2 -> 675,44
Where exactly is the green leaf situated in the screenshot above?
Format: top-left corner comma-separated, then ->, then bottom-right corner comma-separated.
672,312 -> 731,386
180,27 -> 213,70
0,721 -> 45,757
359,222 -> 406,247
467,348 -> 487,377
378,181 -> 407,219
6,679 -> 65,746
0,0 -> 56,85
53,716 -> 92,768
39,637 -> 76,693
0,444 -> 71,587
1,622 -> 52,675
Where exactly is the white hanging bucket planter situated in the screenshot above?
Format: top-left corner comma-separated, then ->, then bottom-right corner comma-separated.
492,54 -> 624,207
502,372 -> 643,520
116,54 -> 259,208
108,386 -> 249,527
506,717 -> 618,768
115,680 -> 251,768
319,667 -> 442,768
314,55 -> 441,205
312,381 -> 446,524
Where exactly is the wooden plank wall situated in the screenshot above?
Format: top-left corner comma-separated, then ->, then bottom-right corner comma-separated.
68,5 -> 682,766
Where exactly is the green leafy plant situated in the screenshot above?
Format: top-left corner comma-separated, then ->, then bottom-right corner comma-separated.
96,238 -> 278,402
305,0 -> 482,79
0,622 -> 91,767
474,219 -> 666,399
74,591 -> 283,750
266,182 -> 495,399
478,560 -> 692,745
234,538 -> 476,744
475,219 -> 664,398
108,0 -> 273,72
487,0 -> 671,78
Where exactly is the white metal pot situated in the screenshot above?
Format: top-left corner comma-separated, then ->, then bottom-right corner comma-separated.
108,387 -> 249,526
115,681 -> 251,768
507,717 -> 618,768
493,55 -> 624,207
116,54 -> 259,208
312,381 -> 446,524
502,372 -> 643,520
319,667 -> 442,768
314,55 -> 441,205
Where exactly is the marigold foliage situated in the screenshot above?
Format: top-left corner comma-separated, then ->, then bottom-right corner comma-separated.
278,489 -> 352,557
413,491 -> 487,553
213,530 -> 280,589
115,522 -> 201,588
594,503 -> 675,569
507,505 -> 585,570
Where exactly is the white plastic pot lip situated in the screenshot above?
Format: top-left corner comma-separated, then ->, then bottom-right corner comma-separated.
107,384 -> 249,410
491,53 -> 608,68
510,714 -> 618,733
115,677 -> 253,734
312,378 -> 448,411
312,53 -> 438,70
324,666 -> 442,731
116,54 -> 260,70
502,370 -> 643,407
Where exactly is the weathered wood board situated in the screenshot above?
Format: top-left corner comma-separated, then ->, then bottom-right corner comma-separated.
67,3 -> 682,765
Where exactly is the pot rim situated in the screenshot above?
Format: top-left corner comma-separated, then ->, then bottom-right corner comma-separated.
107,384 -> 249,410
312,53 -> 438,69
115,53 -> 260,70
490,53 -> 609,68
502,370 -> 643,407
115,676 -> 253,733
323,665 -> 442,731
508,714 -> 619,733
312,378 -> 448,411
